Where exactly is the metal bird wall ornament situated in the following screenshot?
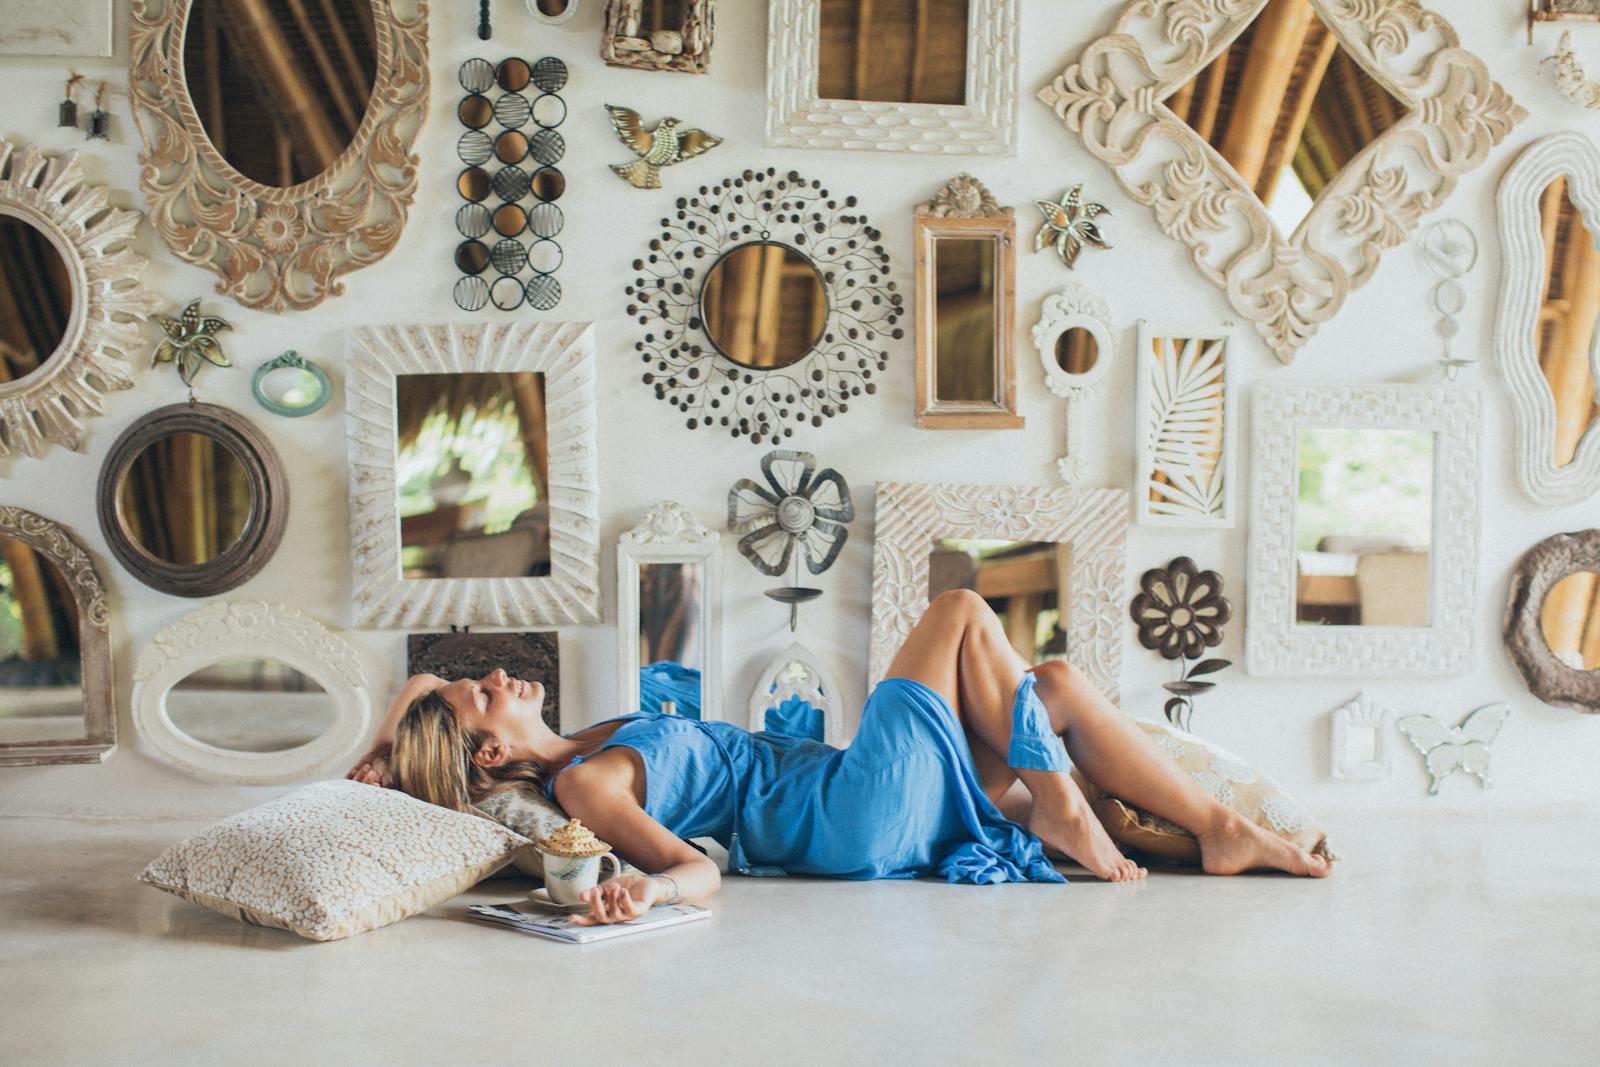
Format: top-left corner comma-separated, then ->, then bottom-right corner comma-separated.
1035,185 -> 1111,268
605,104 -> 722,189
151,299 -> 232,390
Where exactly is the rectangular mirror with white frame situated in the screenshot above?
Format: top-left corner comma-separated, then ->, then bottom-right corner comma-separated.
617,502 -> 722,722
767,0 -> 1018,155
1134,324 -> 1236,527
345,323 -> 599,629
914,175 -> 1018,428
1246,383 -> 1480,676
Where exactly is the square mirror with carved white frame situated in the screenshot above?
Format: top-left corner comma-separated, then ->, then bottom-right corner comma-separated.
345,323 -> 600,629
869,483 -> 1127,703
767,0 -> 1018,156
617,501 -> 722,722
1135,324 -> 1236,528
1246,383 -> 1480,676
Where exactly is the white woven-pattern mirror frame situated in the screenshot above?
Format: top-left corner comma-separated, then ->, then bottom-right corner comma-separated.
132,601 -> 371,784
766,0 -> 1019,156
1246,383 -> 1481,676
1134,324 -> 1237,529
345,322 -> 600,629
1037,0 -> 1526,363
747,641 -> 844,745
869,482 -> 1128,703
1032,282 -> 1114,485
617,501 -> 723,723
1495,131 -> 1600,506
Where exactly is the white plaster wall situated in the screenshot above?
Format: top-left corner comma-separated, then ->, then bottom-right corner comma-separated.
1,1 -> 1597,821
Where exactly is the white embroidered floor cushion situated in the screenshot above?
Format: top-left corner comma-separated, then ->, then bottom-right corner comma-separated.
1072,720 -> 1335,863
139,780 -> 530,941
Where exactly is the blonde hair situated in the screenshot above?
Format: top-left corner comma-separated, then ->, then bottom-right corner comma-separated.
390,689 -> 547,812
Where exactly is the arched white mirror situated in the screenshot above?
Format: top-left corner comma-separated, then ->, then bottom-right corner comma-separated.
132,602 -> 370,784
1032,283 -> 1113,484
747,642 -> 844,746
616,501 -> 722,722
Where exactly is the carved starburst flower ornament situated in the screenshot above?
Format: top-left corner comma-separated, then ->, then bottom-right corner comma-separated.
151,300 -> 232,389
728,449 -> 854,630
1034,185 -> 1111,268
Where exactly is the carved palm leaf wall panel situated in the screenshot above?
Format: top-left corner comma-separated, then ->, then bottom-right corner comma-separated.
1038,0 -> 1525,363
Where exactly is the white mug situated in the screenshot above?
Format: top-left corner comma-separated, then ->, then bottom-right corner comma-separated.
538,848 -> 623,906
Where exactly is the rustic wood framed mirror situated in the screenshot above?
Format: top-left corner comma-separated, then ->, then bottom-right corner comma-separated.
914,175 -> 1018,429
1495,132 -> 1600,506
1505,529 -> 1600,713
601,0 -> 714,74
129,0 -> 428,311
767,0 -> 1018,155
1039,0 -> 1525,363
0,140 -> 160,459
0,508 -> 114,766
97,403 -> 289,597
616,501 -> 722,722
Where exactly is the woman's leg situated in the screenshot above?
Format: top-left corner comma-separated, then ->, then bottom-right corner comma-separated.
1029,659 -> 1330,877
885,589 -> 1145,881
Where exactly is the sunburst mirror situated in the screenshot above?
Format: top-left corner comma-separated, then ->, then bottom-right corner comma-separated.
1039,0 -> 1525,363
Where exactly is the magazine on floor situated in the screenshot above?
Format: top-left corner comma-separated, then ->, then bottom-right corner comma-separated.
466,901 -> 711,944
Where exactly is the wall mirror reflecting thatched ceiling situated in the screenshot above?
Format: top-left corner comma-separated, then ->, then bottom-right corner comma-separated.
1039,0 -> 1525,363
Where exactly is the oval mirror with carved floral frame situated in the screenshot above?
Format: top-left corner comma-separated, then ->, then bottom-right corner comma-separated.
132,601 -> 371,783
0,508 -> 115,766
0,140 -> 161,460
128,0 -> 429,312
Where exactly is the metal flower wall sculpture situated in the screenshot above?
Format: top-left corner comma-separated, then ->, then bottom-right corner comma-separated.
1035,184 -> 1111,268
1130,556 -> 1231,732
151,299 -> 232,391
728,449 -> 853,630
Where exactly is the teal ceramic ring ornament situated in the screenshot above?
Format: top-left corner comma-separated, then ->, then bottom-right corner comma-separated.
251,351 -> 332,417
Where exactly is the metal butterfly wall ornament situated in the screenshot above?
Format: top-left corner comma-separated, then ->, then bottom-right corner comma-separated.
151,299 -> 233,388
1035,185 -> 1111,268
1396,703 -> 1511,796
605,104 -> 722,189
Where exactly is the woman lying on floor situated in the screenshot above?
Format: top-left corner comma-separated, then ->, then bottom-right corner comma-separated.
347,590 -> 1330,923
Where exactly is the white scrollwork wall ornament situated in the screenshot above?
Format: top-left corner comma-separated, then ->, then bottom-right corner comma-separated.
869,483 -> 1128,703
1134,325 -> 1236,528
619,501 -> 717,546
1037,0 -> 1527,363
1032,284 -> 1114,484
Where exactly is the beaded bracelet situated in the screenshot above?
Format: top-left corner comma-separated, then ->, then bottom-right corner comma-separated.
654,872 -> 681,905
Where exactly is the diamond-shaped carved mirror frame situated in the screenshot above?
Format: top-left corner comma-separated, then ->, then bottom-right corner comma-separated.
1038,0 -> 1525,363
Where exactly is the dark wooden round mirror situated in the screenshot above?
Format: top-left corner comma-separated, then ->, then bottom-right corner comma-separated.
699,241 -> 828,370
98,404 -> 288,597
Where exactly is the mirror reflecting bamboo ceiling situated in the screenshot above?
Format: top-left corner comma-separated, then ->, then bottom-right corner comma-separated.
1536,177 -> 1600,470
817,0 -> 969,105
1167,0 -> 1408,238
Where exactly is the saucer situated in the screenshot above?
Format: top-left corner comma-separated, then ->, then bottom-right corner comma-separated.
527,887 -> 592,914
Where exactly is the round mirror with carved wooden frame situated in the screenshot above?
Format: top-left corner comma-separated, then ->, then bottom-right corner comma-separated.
97,404 -> 288,597
1505,529 -> 1600,713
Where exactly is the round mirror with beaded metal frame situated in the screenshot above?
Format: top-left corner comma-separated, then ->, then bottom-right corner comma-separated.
0,140 -> 161,460
97,403 -> 289,597
624,167 -> 903,444
1505,529 -> 1600,713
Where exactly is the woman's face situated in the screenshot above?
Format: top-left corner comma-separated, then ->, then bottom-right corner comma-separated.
437,668 -> 545,741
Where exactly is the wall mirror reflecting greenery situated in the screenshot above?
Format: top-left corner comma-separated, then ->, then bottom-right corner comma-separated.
699,241 -> 827,370
0,509 -> 114,765
252,351 -> 332,417
1294,427 -> 1435,628
818,0 -> 969,105
167,656 -> 335,753
394,371 -> 550,581
914,175 -> 1017,429
1167,0 -> 1408,240
929,539 -> 1069,664
180,0 -> 377,189
98,404 -> 288,597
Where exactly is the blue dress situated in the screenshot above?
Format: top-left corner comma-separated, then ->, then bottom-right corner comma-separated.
546,674 -> 1070,885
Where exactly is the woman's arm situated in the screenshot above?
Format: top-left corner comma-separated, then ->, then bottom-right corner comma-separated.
555,752 -> 721,925
344,672 -> 445,786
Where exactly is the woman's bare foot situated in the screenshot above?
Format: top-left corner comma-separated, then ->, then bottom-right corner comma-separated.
1196,813 -> 1332,877
1027,787 -> 1146,882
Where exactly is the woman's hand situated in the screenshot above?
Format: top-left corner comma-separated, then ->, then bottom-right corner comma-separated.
570,874 -> 663,926
345,743 -> 392,788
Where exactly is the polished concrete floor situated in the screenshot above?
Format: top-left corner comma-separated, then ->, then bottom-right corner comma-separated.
2,810 -> 1596,1066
